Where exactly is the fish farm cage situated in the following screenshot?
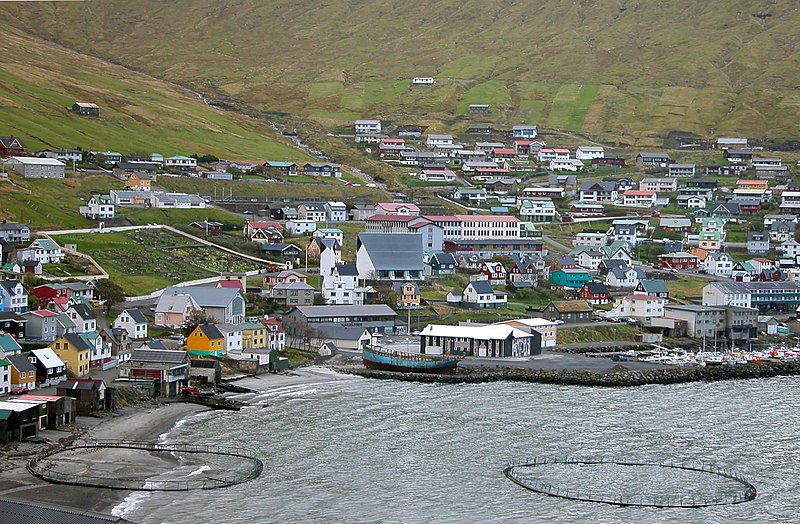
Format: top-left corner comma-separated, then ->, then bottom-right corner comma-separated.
27,440 -> 264,491
504,455 -> 757,508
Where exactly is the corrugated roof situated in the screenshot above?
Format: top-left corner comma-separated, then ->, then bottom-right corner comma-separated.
358,232 -> 423,271
130,349 -> 187,364
0,496 -> 128,523
292,304 -> 397,318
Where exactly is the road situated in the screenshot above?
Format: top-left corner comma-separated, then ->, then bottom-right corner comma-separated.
460,350 -> 667,372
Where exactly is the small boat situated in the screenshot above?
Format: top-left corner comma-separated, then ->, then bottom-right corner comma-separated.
362,345 -> 461,374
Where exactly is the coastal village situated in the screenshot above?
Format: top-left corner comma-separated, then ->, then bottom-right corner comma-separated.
2,99 -> 800,446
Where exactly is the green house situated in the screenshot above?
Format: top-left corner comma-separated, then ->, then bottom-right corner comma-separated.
550,269 -> 591,288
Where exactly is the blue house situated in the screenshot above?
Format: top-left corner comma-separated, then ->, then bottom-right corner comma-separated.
550,269 -> 591,289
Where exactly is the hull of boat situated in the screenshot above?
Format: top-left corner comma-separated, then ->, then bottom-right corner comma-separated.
362,347 -> 460,374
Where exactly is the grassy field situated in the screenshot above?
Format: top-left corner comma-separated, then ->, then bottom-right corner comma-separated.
0,26 -> 306,161
666,275 -> 709,304
10,2 -> 800,144
557,324 -> 637,345
54,229 -> 264,296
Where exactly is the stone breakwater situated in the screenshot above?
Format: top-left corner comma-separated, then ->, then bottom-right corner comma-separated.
335,361 -> 800,387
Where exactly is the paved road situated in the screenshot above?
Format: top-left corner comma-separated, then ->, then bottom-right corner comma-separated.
459,350 -> 667,372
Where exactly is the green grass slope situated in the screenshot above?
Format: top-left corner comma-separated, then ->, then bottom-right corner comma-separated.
0,26 -> 308,160
4,1 -> 800,144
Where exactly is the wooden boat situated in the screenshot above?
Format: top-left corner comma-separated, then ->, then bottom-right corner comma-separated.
362,346 -> 461,374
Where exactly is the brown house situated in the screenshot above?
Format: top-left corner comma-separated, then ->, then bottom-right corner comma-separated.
540,300 -> 593,323
57,378 -> 110,416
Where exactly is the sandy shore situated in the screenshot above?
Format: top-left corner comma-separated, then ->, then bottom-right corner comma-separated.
0,367 -> 349,517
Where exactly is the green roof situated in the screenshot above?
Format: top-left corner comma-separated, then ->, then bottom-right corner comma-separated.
167,155 -> 195,161
32,238 -> 60,251
0,409 -> 12,421
237,321 -> 265,330
0,334 -> 22,353
0,359 -> 11,367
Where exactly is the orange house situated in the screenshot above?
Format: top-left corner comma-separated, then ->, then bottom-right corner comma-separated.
125,172 -> 151,191
186,324 -> 226,357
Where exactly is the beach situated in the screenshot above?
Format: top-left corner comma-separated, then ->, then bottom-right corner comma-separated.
0,366 -> 348,518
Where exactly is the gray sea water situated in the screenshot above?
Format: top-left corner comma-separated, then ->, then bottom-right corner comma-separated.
119,374 -> 800,523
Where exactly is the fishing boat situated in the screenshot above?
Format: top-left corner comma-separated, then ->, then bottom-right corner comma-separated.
362,345 -> 461,374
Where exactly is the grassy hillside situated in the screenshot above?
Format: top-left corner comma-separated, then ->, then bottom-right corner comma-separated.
0,26 -> 308,161
5,1 -> 800,145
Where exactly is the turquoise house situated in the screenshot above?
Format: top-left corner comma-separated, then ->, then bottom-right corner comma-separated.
550,269 -> 592,288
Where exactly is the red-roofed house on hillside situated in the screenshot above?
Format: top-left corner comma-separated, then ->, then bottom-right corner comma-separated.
244,220 -> 284,243
538,148 -> 570,162
491,148 -> 516,160
375,203 -> 420,216
480,261 -> 508,285
513,140 -> 534,156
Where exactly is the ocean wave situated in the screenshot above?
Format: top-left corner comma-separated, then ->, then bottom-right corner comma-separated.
111,491 -> 150,517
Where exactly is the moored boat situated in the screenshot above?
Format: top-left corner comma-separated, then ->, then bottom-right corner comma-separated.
362,345 -> 461,374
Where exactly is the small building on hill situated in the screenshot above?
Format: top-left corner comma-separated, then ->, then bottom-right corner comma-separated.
71,102 -> 100,117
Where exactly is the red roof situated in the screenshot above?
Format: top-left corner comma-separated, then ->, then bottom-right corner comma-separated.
492,148 -> 516,155
218,280 -> 245,291
514,140 -> 534,146
247,220 -> 283,230
475,168 -> 511,173
624,190 -> 656,196
28,309 -> 58,317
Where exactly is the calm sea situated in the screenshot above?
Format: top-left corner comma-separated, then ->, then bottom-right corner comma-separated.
117,373 -> 800,523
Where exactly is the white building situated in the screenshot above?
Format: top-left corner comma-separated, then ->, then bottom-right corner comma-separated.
79,195 -> 115,219
217,324 -> 243,354
3,156 -> 65,178
164,155 -> 197,171
622,190 -> 657,208
325,201 -> 347,222
549,159 -> 584,172
575,146 -> 605,160
703,252 -> 734,277
113,309 -> 148,340
286,220 -> 317,236
426,134 -> 453,148
573,232 -> 608,247
313,228 -> 344,245
518,198 -> 558,222
538,148 -> 570,162
640,178 -> 677,193
322,264 -> 371,305
701,281 -> 752,308
412,77 -> 435,85
355,119 -> 381,134
619,294 -> 665,319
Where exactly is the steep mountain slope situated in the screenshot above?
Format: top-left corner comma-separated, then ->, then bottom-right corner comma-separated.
0,26 -> 305,159
3,1 -> 800,144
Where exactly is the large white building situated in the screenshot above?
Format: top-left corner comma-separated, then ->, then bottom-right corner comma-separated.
355,119 -> 381,134
419,323 -> 541,358
3,156 -> 65,178
702,281 -> 752,308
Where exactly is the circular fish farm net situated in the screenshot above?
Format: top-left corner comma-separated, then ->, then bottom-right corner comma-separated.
504,455 -> 757,508
27,440 -> 263,491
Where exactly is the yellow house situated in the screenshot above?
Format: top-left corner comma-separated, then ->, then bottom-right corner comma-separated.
186,324 -> 226,357
239,322 -> 267,349
52,333 -> 91,376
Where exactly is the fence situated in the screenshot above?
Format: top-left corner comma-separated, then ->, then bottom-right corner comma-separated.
504,455 -> 757,508
28,440 -> 264,491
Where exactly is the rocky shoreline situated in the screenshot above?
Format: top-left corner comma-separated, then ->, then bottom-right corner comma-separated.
336,360 -> 800,387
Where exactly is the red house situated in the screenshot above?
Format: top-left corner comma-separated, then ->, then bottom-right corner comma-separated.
579,281 -> 610,305
0,136 -> 26,157
657,252 -> 699,271
513,140 -> 533,156
592,157 -> 626,168
480,261 -> 507,285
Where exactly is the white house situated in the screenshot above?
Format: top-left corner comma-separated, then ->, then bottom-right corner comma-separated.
703,252 -> 734,277
575,146 -> 605,160
619,294 -> 665,319
79,195 -> 115,219
538,148 -> 570,162
18,238 -> 64,264
355,119 -> 381,134
412,77 -> 435,85
606,265 -> 643,289
461,280 -> 508,309
217,324 -> 243,354
164,155 -> 197,171
113,308 -> 149,340
325,201 -> 347,222
549,159 -> 584,172
640,178 -> 677,193
702,281 -> 752,309
322,263 -> 371,305
426,134 -> 454,148
286,220 -> 317,236
313,228 -> 345,245
0,280 -> 27,313
518,198 -> 558,222
573,232 -> 608,247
